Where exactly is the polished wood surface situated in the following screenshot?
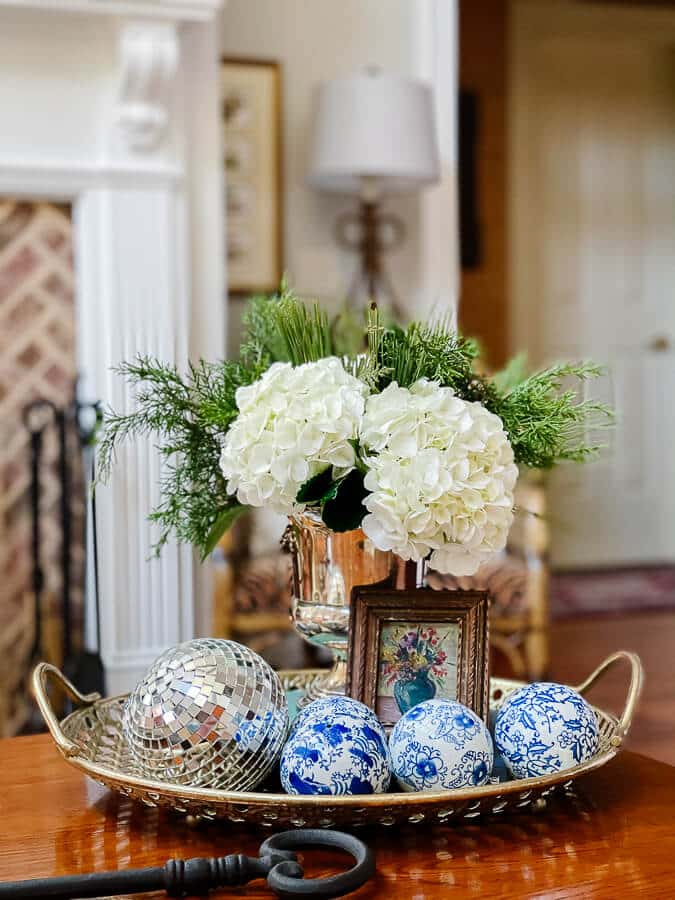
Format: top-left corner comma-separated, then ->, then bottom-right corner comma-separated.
0,735 -> 673,898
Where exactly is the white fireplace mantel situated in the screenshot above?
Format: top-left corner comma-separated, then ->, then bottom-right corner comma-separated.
0,1 -> 222,22
0,0 -> 227,692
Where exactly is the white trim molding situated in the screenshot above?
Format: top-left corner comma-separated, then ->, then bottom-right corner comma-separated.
411,0 -> 459,325
0,161 -> 184,197
0,1 -> 223,22
117,21 -> 180,152
75,188 -> 196,693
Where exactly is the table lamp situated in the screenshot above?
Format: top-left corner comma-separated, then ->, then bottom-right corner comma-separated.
309,69 -> 440,310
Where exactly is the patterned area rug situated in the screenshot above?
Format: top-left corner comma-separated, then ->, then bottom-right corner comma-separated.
551,566 -> 675,618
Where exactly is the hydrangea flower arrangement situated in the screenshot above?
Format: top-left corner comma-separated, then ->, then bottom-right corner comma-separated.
99,286 -> 611,576
360,380 -> 517,574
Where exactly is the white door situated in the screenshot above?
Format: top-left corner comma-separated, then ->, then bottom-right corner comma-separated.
511,3 -> 675,568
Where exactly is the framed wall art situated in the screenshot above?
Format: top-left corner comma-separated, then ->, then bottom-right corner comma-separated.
221,58 -> 283,294
347,588 -> 489,729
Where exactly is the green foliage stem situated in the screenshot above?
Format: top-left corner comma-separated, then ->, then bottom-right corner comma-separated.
488,362 -> 614,469
376,320 -> 478,390
97,355 -> 262,557
274,293 -> 333,364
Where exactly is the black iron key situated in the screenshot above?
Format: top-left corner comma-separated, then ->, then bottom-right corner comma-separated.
0,828 -> 374,899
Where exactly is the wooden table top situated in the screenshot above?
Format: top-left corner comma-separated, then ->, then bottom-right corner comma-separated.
0,734 -> 674,899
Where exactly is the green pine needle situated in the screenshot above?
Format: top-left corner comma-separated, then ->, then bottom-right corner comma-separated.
273,291 -> 333,364
376,320 -> 478,390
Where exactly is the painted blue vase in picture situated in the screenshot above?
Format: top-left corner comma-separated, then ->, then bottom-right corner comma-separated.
389,698 -> 493,792
494,682 -> 599,779
394,670 -> 436,715
381,625 -> 448,715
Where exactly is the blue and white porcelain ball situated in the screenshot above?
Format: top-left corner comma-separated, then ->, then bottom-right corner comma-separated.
494,682 -> 599,779
281,697 -> 391,795
290,695 -> 381,736
390,699 -> 493,792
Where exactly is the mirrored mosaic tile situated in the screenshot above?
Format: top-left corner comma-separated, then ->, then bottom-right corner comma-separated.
123,639 -> 288,791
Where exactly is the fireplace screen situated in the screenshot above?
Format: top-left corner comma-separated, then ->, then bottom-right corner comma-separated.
0,199 -> 86,736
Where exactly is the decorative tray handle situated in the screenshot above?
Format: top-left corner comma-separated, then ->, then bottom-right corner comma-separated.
574,650 -> 643,744
32,662 -> 101,759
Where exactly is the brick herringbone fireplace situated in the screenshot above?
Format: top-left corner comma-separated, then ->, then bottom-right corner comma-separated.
0,199 -> 83,735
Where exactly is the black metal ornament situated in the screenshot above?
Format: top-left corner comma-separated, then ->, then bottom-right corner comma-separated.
22,394 -> 106,704
0,829 -> 374,899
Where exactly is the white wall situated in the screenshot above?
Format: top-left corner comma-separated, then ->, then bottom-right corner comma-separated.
221,0 -> 458,320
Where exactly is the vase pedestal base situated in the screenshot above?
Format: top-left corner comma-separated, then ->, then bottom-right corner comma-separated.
287,514 -> 397,708
297,659 -> 347,707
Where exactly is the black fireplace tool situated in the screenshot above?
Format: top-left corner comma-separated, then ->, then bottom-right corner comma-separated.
0,829 -> 374,899
65,397 -> 105,697
23,394 -> 105,714
23,399 -> 54,666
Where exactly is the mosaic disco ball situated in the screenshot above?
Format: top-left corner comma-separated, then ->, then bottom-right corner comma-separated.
123,639 -> 288,791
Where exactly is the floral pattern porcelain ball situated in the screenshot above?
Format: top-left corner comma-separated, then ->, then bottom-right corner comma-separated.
290,695 -> 381,736
281,697 -> 391,795
494,682 -> 599,779
389,699 -> 493,792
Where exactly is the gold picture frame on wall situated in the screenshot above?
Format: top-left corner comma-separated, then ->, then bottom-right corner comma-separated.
221,58 -> 283,294
347,588 -> 489,729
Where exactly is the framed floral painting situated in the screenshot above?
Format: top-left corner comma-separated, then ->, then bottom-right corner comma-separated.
347,588 -> 489,729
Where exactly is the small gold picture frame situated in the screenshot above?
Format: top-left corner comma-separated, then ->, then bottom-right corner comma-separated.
347,588 -> 489,729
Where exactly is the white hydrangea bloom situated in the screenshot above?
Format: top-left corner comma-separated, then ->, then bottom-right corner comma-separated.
360,379 -> 518,576
220,357 -> 367,514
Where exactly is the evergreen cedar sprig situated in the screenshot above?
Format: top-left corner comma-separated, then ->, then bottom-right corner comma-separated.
98,288 -> 613,556
97,356 -> 258,556
488,362 -> 613,470
239,292 -> 290,366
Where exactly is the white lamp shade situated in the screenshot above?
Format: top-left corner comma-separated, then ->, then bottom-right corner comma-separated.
309,72 -> 440,194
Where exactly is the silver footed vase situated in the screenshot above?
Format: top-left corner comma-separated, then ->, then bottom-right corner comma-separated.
286,512 -> 396,702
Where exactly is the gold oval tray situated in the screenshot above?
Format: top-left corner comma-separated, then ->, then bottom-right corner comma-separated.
33,652 -> 642,828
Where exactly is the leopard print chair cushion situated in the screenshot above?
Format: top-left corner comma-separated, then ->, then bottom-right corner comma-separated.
426,554 -> 529,615
234,552 -> 293,615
